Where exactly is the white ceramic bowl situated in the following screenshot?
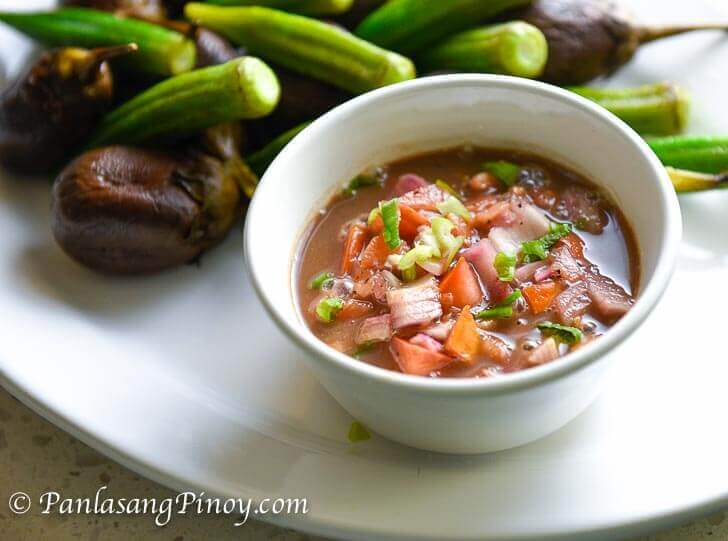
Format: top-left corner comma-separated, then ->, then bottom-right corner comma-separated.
245,75 -> 681,454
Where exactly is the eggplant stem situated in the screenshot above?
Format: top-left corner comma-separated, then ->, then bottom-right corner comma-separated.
80,43 -> 139,82
637,24 -> 728,44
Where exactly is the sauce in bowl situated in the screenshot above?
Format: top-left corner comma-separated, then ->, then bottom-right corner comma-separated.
296,146 -> 639,378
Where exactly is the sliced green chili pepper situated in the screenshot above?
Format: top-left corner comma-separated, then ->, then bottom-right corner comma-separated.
309,271 -> 335,290
184,3 -> 415,94
87,57 -> 280,148
475,289 -> 521,320
316,296 -> 344,323
537,321 -> 583,345
0,7 -> 195,76
495,252 -> 516,282
343,173 -> 381,197
483,160 -> 521,186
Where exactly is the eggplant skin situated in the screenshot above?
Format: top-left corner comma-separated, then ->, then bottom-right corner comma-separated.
0,50 -> 114,175
51,146 -> 242,275
512,0 -> 637,85
194,28 -> 239,68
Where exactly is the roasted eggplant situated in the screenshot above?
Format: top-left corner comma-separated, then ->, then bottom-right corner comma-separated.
0,45 -> 136,175
52,123 -> 256,274
507,0 -> 728,85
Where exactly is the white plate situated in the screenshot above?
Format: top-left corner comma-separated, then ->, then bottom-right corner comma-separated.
0,0 -> 727,539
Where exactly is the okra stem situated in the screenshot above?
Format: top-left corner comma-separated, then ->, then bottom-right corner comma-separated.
185,3 -> 415,94
649,136 -> 728,174
246,121 -> 310,176
202,0 -> 353,16
87,57 -> 280,147
0,7 -> 195,76
569,83 -> 690,136
666,167 -> 728,193
355,0 -> 531,55
418,22 -> 548,79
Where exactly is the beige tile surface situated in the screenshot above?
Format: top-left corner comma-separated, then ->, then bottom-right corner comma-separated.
0,388 -> 725,541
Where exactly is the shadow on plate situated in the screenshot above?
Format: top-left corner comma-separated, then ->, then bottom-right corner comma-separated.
678,191 -> 728,270
0,171 -> 240,316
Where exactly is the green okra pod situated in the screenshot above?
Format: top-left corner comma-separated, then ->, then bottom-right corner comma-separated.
666,167 -> 728,193
0,7 -> 195,76
648,136 -> 728,174
570,83 -> 689,136
418,22 -> 548,79
246,121 -> 311,176
355,0 -> 531,55
87,56 -> 280,147
201,0 -> 353,16
184,3 -> 415,94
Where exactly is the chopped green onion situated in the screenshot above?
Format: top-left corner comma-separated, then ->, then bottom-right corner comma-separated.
316,297 -> 344,323
353,342 -> 375,359
435,179 -> 459,198
500,289 -> 522,306
379,199 -> 401,249
348,421 -> 371,443
343,173 -> 380,197
475,289 -> 522,320
520,239 -> 548,263
367,207 -> 380,226
416,227 -> 442,258
475,306 -> 513,320
537,321 -> 583,345
398,244 -> 437,271
437,195 -> 472,221
520,222 -> 573,264
494,252 -> 516,282
483,160 -> 521,186
401,267 -> 417,281
309,271 -> 334,290
431,216 -> 464,266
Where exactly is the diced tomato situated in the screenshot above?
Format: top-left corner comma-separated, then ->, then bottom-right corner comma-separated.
390,337 -> 453,376
338,299 -> 375,320
369,214 -> 384,235
398,204 -> 429,240
440,292 -> 454,312
340,224 -> 368,275
439,258 -> 483,308
444,308 -> 480,362
522,281 -> 563,314
359,235 -> 391,271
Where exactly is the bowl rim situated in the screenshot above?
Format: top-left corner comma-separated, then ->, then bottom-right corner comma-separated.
244,74 -> 682,396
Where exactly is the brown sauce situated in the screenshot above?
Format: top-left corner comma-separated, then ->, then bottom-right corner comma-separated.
295,146 -> 639,379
